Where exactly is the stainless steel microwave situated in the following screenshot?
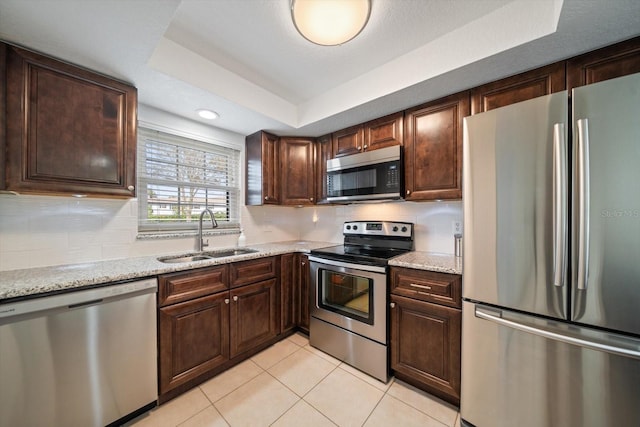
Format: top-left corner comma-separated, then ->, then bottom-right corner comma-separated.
326,145 -> 403,203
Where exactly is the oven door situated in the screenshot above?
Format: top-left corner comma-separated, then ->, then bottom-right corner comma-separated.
308,256 -> 387,344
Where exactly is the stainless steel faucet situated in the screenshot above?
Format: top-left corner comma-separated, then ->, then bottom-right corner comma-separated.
198,208 -> 218,251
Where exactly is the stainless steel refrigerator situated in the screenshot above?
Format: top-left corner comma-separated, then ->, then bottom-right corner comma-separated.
461,72 -> 640,427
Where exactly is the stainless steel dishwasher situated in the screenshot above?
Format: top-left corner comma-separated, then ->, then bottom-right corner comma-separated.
0,278 -> 158,427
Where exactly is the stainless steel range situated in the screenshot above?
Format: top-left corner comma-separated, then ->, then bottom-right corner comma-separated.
308,221 -> 414,382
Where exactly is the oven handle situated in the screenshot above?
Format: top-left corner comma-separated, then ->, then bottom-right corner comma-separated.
307,255 -> 387,274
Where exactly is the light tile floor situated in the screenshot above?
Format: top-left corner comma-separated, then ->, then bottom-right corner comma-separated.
127,333 -> 461,427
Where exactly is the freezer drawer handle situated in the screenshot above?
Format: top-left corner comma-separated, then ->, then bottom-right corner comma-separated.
475,305 -> 640,360
552,123 -> 568,288
576,118 -> 590,290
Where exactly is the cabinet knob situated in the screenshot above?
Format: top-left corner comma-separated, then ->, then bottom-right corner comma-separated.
363,145 -> 368,149
309,197 -> 314,201
357,146 -> 362,151
127,185 -> 135,191
390,302 -> 396,308
233,295 -> 239,302
406,190 -> 411,195
224,298 -> 230,304
264,196 -> 268,201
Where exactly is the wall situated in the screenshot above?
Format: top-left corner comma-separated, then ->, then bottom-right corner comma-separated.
0,105 -> 461,271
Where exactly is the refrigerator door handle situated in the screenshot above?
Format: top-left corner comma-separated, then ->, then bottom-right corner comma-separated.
475,305 -> 640,360
552,123 -> 568,287
576,118 -> 590,290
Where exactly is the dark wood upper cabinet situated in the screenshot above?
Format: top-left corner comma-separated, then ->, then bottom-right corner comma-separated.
2,43 -> 137,197
364,112 -> 404,151
245,130 -> 280,205
567,36 -> 640,90
471,61 -> 566,114
404,91 -> 469,201
280,137 -> 315,206
332,124 -> 364,158
315,134 -> 332,204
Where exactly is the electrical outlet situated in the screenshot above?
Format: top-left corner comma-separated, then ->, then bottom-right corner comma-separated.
452,220 -> 462,235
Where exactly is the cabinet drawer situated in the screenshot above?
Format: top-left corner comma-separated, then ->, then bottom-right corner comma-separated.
230,257 -> 277,288
159,265 -> 229,307
390,267 -> 461,308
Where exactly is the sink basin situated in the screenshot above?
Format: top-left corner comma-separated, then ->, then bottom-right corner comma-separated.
158,248 -> 258,263
204,248 -> 258,258
158,255 -> 213,263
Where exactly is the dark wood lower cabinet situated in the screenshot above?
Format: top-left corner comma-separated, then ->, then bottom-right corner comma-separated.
298,254 -> 310,334
390,293 -> 461,406
280,253 -> 297,334
159,291 -> 230,395
230,278 -> 279,358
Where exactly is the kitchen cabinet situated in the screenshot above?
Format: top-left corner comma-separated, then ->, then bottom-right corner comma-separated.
332,113 -> 403,158
403,91 -> 469,201
567,35 -> 640,89
280,137 -> 316,206
158,256 -> 280,401
390,267 -> 462,406
158,266 -> 230,397
298,254 -> 310,334
2,42 -> 137,197
364,112 -> 404,151
332,124 -> 364,158
315,134 -> 332,204
470,62 -> 566,114
245,130 -> 280,205
280,253 -> 297,334
229,257 -> 279,357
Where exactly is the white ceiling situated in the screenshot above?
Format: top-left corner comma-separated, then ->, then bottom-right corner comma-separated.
1,0 -> 640,138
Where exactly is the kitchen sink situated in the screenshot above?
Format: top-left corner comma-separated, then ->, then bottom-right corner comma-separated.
204,248 -> 258,258
158,248 -> 258,263
158,255 -> 213,263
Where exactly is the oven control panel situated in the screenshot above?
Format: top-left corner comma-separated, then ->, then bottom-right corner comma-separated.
343,221 -> 413,238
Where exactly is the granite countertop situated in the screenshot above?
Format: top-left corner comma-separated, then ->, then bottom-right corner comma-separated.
0,242 -> 462,302
389,251 -> 462,275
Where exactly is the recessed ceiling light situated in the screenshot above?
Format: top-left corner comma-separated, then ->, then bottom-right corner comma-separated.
196,109 -> 219,120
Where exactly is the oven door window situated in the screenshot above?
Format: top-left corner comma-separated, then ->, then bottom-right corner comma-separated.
318,269 -> 374,325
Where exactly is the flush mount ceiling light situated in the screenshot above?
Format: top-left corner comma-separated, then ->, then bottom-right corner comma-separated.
196,109 -> 219,120
291,0 -> 371,46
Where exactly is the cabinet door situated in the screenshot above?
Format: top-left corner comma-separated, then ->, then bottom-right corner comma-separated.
298,254 -> 310,334
332,125 -> 364,157
390,294 -> 461,405
4,43 -> 137,197
159,291 -> 230,394
280,137 -> 315,205
245,131 -> 279,205
364,112 -> 403,151
567,36 -> 640,89
471,62 -> 565,114
404,91 -> 469,201
230,278 -> 279,358
315,134 -> 332,204
280,254 -> 296,334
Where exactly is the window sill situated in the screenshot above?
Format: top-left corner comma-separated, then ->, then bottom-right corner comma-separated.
136,228 -> 241,241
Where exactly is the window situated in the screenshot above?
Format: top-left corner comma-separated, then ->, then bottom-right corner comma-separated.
137,127 -> 241,233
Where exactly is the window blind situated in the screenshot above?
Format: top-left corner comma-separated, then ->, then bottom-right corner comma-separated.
137,127 -> 241,232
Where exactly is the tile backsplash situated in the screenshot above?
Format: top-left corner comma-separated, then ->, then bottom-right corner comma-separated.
0,194 -> 462,271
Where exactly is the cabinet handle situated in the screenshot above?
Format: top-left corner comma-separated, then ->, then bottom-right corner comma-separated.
127,185 -> 135,191
233,295 -> 238,302
224,298 -> 230,304
390,302 -> 396,308
409,283 -> 431,290
301,261 -> 306,266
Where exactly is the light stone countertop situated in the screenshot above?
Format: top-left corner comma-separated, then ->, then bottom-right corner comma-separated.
389,251 -> 462,275
0,242 -> 462,302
